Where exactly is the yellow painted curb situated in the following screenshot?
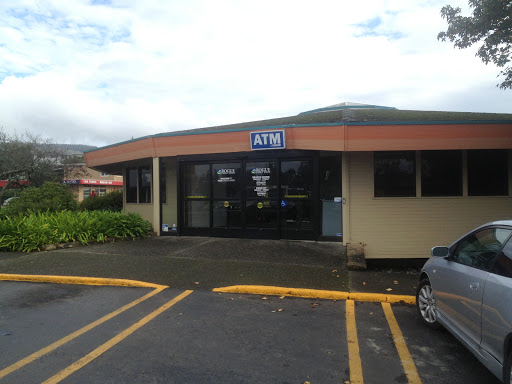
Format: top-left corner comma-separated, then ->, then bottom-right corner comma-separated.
212,285 -> 416,304
0,274 -> 168,289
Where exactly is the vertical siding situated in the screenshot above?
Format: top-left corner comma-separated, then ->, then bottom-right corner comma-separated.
348,152 -> 512,259
161,157 -> 178,232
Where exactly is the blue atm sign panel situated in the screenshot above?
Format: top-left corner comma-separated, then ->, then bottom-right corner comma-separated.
250,130 -> 286,151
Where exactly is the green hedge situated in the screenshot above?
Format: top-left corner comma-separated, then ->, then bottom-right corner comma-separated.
0,210 -> 153,252
1,182 -> 78,217
79,190 -> 123,212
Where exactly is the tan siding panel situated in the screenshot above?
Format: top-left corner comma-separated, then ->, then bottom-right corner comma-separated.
348,152 -> 512,259
161,157 -> 178,231
125,204 -> 154,227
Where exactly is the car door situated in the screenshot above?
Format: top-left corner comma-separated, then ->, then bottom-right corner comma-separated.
481,234 -> 512,365
433,227 -> 511,348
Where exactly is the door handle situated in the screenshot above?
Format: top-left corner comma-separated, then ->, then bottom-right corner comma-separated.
469,282 -> 480,290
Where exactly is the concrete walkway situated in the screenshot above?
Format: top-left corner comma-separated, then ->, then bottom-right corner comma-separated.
0,236 -> 420,296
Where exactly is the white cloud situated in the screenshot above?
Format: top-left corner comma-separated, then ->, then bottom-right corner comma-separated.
0,0 -> 510,147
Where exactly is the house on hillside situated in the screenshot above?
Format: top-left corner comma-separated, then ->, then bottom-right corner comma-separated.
83,102 -> 512,260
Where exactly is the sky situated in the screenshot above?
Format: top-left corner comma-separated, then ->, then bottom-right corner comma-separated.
0,0 -> 511,147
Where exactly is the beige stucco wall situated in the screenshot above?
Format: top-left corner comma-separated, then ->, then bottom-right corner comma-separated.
348,151 -> 512,259
161,157 -> 178,233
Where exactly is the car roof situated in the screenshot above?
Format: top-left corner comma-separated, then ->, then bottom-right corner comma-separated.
486,220 -> 512,227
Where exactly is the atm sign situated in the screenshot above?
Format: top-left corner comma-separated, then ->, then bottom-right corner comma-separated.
250,130 -> 285,151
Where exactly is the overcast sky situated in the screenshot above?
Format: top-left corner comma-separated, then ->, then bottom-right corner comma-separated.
1,0 -> 511,147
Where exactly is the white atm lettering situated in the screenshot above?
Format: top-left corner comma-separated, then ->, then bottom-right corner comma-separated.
250,130 -> 285,150
269,133 -> 281,146
253,133 -> 281,147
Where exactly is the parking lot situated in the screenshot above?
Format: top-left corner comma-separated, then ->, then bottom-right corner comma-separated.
0,281 -> 501,384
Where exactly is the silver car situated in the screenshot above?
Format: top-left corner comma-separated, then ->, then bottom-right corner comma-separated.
417,220 -> 512,383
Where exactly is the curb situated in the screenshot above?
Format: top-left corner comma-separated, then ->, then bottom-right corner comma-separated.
0,274 -> 168,289
213,285 -> 416,304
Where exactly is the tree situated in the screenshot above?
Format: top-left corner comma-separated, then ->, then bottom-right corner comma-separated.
438,0 -> 512,89
0,129 -> 65,202
2,182 -> 78,215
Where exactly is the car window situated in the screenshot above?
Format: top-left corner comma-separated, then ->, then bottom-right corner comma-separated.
452,228 -> 512,271
492,239 -> 512,278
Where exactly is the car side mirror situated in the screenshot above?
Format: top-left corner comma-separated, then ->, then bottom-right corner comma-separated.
431,246 -> 450,258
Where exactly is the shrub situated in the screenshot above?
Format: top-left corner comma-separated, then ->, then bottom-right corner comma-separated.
2,182 -> 78,216
0,189 -> 18,205
0,210 -> 153,252
80,190 -> 123,212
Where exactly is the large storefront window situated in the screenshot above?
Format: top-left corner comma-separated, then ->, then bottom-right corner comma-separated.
374,151 -> 416,197
126,168 -> 138,203
139,167 -> 152,203
421,150 -> 462,197
126,166 -> 152,204
468,150 -> 508,196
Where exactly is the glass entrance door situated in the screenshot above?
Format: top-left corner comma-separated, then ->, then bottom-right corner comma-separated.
280,159 -> 314,240
212,162 -> 242,237
179,152 -> 327,241
245,161 -> 278,239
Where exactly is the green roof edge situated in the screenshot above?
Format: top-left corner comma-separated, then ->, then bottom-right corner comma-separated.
299,105 -> 398,115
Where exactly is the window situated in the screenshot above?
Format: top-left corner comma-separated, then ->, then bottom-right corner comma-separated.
421,150 -> 462,196
493,237 -> 512,277
126,168 -> 138,203
160,160 -> 166,204
182,164 -> 211,228
468,150 -> 508,196
126,166 -> 152,204
100,172 -> 109,177
139,166 -> 152,203
99,188 -> 107,197
83,188 -> 91,199
453,227 -> 512,270
319,153 -> 342,237
374,151 -> 415,197
184,164 -> 210,198
213,163 -> 241,198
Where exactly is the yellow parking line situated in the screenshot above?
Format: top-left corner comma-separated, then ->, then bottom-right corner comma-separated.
213,285 -> 416,304
42,290 -> 194,384
346,300 -> 364,384
0,274 -> 168,289
0,286 -> 166,380
382,302 -> 422,384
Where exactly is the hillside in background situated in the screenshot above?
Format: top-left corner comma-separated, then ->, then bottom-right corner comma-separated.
51,144 -> 98,153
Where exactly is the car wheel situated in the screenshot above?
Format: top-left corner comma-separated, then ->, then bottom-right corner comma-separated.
416,279 -> 440,330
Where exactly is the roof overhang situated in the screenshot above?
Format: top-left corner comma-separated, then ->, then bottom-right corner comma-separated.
85,121 -> 512,169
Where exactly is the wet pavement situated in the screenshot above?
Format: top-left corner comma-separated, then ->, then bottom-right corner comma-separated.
0,236 -> 421,295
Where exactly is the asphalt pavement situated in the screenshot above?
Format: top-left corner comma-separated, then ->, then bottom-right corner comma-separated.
0,236 -> 422,296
